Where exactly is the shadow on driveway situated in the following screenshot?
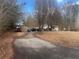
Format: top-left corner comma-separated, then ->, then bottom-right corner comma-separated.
12,45 -> 79,59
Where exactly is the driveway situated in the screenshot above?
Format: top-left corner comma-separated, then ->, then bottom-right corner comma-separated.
13,33 -> 79,59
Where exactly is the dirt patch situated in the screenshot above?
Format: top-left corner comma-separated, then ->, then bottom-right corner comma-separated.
35,31 -> 79,48
0,32 -> 14,59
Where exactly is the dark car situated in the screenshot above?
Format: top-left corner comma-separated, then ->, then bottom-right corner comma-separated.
31,28 -> 37,32
27,28 -> 37,32
27,29 -> 31,32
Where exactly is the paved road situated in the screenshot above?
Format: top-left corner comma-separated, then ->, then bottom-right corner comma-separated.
13,33 -> 79,59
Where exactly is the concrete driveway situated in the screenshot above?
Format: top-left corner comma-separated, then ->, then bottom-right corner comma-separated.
13,33 -> 79,59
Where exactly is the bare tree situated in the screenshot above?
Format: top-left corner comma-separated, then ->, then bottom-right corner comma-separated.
25,16 -> 39,28
35,0 -> 54,31
0,0 -> 21,34
63,4 -> 79,31
35,0 -> 64,31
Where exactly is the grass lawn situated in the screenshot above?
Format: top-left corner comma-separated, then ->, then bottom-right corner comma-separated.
35,31 -> 79,47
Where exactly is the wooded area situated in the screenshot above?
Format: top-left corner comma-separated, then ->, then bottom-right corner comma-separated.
0,0 -> 21,34
24,0 -> 79,31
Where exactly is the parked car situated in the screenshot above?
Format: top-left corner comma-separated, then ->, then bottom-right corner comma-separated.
31,28 -> 37,32
15,25 -> 22,32
27,27 -> 42,32
27,29 -> 32,32
27,28 -> 37,32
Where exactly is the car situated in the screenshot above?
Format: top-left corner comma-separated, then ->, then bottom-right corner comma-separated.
31,28 -> 37,32
15,25 -> 22,32
27,29 -> 31,32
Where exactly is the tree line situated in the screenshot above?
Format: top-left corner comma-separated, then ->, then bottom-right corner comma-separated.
0,0 -> 21,34
34,0 -> 64,31
32,0 -> 79,31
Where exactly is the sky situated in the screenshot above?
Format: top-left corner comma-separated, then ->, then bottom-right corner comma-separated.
56,0 -> 79,8
17,0 -> 79,14
17,0 -> 35,14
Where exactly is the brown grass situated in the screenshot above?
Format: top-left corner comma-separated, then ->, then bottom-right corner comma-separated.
36,31 -> 79,47
0,32 -> 26,59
